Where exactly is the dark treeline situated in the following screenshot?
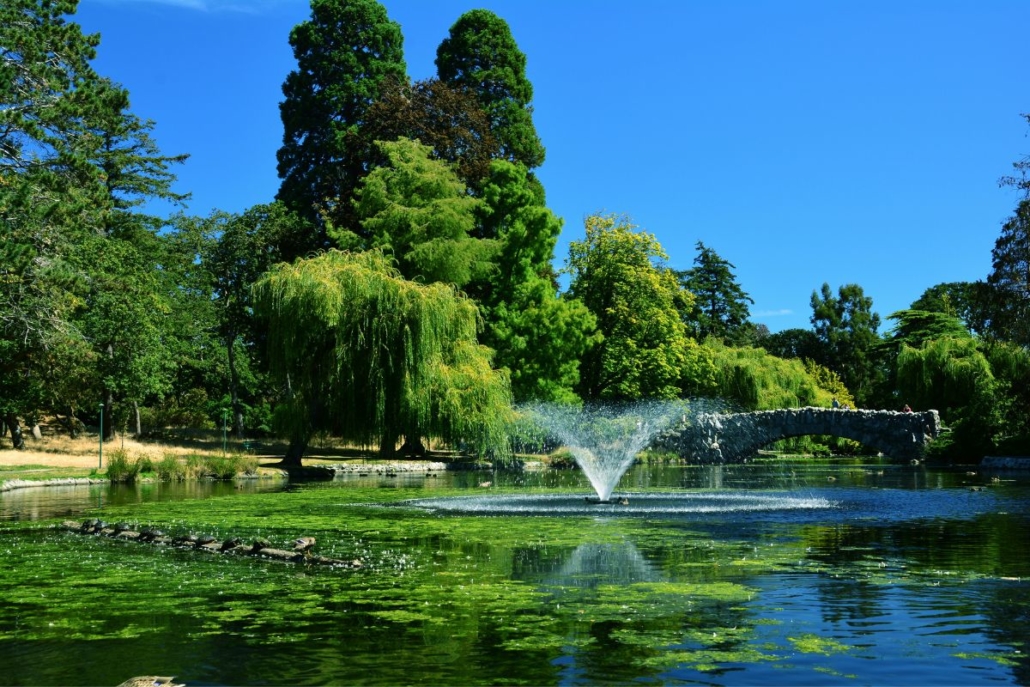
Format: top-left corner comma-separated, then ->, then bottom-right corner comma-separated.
2,0 -> 1028,463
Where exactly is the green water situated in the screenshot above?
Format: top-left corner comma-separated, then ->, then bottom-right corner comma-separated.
0,463 -> 1028,686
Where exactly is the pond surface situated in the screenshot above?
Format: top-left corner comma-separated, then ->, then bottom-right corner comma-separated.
1,461 -> 1028,686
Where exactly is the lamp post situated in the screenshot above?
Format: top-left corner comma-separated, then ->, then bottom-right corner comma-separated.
98,403 -> 104,470
222,408 -> 228,456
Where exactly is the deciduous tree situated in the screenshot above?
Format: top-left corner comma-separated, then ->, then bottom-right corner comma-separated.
254,250 -> 512,464
810,283 -> 883,407
362,76 -> 499,188
565,214 -> 690,401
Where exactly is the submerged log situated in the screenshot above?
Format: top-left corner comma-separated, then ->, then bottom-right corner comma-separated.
58,521 -> 362,569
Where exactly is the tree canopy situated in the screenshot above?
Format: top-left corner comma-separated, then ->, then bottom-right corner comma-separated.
810,283 -> 882,407
435,9 -> 544,171
276,0 -> 406,246
253,249 -> 512,463
677,241 -> 754,344
565,213 -> 691,401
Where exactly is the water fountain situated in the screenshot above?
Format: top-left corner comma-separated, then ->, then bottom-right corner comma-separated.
407,400 -> 836,516
521,400 -> 688,503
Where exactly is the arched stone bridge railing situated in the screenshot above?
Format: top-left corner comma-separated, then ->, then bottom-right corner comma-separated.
655,407 -> 941,463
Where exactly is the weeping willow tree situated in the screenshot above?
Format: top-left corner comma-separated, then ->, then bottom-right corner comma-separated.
897,336 -> 998,458
253,250 -> 513,464
700,343 -> 847,411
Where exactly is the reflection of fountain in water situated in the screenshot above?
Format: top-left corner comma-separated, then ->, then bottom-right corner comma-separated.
511,541 -> 661,588
522,400 -> 703,502
551,542 -> 660,588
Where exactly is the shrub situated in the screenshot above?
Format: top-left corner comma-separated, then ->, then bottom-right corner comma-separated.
106,449 -> 140,483
135,455 -> 155,475
156,454 -> 186,481
184,454 -> 204,480
546,448 -> 577,469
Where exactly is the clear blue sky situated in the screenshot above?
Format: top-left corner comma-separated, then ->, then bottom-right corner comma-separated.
77,0 -> 1029,333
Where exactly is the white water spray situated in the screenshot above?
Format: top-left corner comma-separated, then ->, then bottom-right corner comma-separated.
521,400 -> 691,502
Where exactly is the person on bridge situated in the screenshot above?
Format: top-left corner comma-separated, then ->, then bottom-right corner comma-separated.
902,404 -> 912,412
832,398 -> 840,409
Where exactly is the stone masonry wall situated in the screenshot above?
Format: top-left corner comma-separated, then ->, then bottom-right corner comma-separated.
655,407 -> 941,464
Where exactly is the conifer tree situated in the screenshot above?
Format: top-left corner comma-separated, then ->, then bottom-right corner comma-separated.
436,9 -> 544,171
677,241 -> 754,344
276,0 -> 406,251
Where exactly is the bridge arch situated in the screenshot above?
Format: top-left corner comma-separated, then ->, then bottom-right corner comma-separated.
656,407 -> 941,463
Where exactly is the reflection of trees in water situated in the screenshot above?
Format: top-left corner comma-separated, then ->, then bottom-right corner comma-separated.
801,516 -> 1030,678
981,584 -> 1030,684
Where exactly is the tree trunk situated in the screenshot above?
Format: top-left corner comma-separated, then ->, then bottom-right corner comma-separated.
379,433 -> 399,458
132,400 -> 142,436
4,414 -> 24,449
103,387 -> 115,441
281,438 -> 307,467
400,434 -> 426,457
226,329 -> 245,439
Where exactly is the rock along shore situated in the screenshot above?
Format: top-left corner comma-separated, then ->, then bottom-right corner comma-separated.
1,477 -> 107,492
58,520 -> 363,569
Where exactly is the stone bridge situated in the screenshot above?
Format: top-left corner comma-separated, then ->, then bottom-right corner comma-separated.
655,407 -> 941,463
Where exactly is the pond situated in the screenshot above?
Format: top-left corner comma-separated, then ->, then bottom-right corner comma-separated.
0,461 -> 1028,686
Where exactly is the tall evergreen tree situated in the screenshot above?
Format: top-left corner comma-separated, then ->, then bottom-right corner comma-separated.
473,161 -> 596,402
676,241 -> 754,344
276,0 -> 406,251
984,199 -> 1030,347
810,283 -> 883,407
435,9 -> 544,171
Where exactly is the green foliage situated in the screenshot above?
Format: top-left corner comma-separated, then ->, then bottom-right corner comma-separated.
760,327 -> 824,362
911,281 -> 989,335
897,337 -> 997,458
0,0 -> 188,439
156,454 -> 186,481
473,161 -> 597,403
565,213 -> 690,400
810,283 -> 883,407
138,388 -> 214,431
435,9 -> 544,170
203,453 -> 258,480
698,342 -> 839,411
676,242 -> 754,344
362,76 -> 500,188
276,0 -> 406,241
253,249 -> 513,460
981,340 -> 1030,444
104,448 -> 139,483
984,198 -> 1030,347
348,138 -> 493,286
